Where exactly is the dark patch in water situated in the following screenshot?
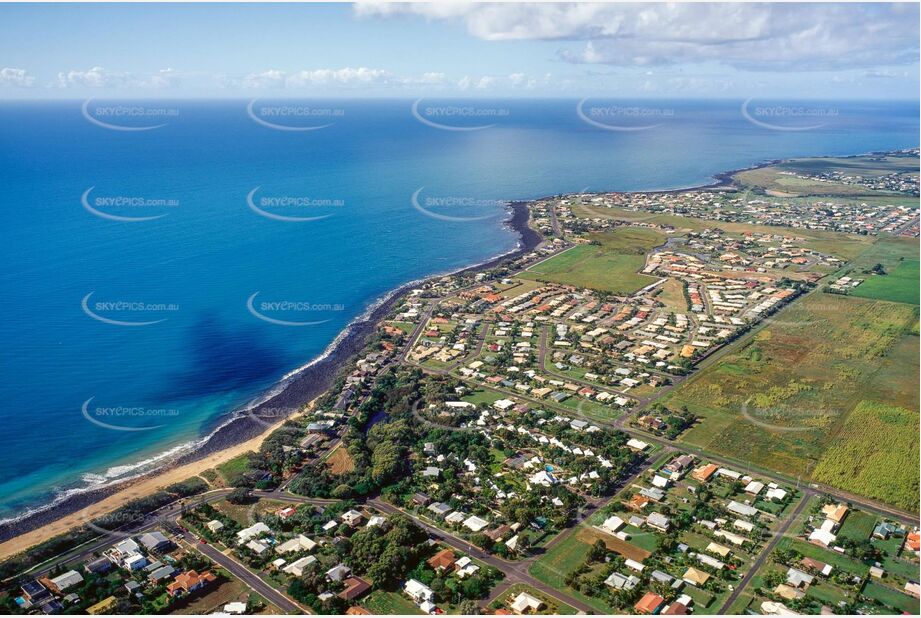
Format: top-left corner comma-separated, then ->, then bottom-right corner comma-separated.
157,314 -> 290,399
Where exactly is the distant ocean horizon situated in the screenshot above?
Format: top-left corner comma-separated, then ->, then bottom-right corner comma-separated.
0,97 -> 917,523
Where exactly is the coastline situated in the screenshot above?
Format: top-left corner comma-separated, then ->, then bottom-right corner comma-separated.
0,201 -> 543,560
0,143 -> 901,559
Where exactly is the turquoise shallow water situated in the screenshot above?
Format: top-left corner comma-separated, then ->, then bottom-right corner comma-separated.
0,98 -> 916,520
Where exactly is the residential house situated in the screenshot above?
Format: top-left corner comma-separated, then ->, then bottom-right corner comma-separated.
404,579 -> 435,605
635,592 -> 666,615
510,592 -> 544,614
338,577 -> 371,601
166,570 -> 217,597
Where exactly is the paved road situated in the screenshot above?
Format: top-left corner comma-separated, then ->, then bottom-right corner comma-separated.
718,492 -> 813,613
368,498 -> 598,614
191,539 -> 308,614
368,449 -> 665,615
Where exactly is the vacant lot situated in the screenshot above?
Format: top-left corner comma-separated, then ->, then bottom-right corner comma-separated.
734,154 -> 919,198
665,293 -> 919,509
656,277 -> 688,311
572,203 -> 873,260
853,259 -> 920,305
363,590 -> 423,615
576,527 -> 651,562
521,227 -> 663,294
325,445 -> 355,475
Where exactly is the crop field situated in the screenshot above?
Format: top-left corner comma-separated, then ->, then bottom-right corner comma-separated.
811,401 -> 919,510
664,293 -> 919,509
520,227 -> 663,294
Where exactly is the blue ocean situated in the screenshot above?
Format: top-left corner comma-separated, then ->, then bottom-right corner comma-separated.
0,98 -> 917,521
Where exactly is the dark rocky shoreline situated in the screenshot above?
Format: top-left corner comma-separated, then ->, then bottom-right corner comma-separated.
0,202 -> 543,546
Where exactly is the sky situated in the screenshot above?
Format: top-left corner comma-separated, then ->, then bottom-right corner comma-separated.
0,2 -> 918,99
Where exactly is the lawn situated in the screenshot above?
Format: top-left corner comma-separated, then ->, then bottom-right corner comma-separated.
460,388 -> 503,406
774,537 -> 869,576
665,293 -> 919,509
529,528 -> 616,614
362,590 -> 424,615
520,227 -> 664,295
862,580 -> 921,614
837,510 -> 879,543
852,259 -> 920,305
217,452 -> 256,486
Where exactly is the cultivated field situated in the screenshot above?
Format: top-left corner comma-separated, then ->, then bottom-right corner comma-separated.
664,292 -> 919,510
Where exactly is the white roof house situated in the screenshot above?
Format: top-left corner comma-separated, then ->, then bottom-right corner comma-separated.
275,535 -> 317,554
283,555 -> 317,576
463,515 -> 489,532
237,521 -> 271,544
206,520 -> 224,533
808,528 -> 837,547
625,558 -> 645,572
404,579 -> 435,604
49,570 -> 84,592
600,516 -> 625,535
510,592 -> 544,614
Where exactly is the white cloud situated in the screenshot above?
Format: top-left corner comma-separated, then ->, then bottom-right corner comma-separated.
55,66 -> 188,89
356,2 -> 919,71
56,66 -> 127,88
0,67 -> 35,88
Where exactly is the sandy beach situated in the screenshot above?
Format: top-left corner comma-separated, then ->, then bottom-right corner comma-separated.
0,412 -> 297,561
0,201 -> 543,563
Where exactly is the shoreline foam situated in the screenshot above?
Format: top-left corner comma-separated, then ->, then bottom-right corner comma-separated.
0,201 -> 541,553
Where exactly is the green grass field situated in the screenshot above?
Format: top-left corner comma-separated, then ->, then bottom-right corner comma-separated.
852,259 -> 920,305
216,453 -> 255,486
861,580 -> 921,614
528,528 -> 615,615
665,292 -> 919,510
774,537 -> 869,576
521,227 -> 663,294
362,590 -> 424,615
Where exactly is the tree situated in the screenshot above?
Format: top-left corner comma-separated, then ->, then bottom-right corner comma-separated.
227,487 -> 254,505
589,539 -> 608,562
458,599 -> 481,615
